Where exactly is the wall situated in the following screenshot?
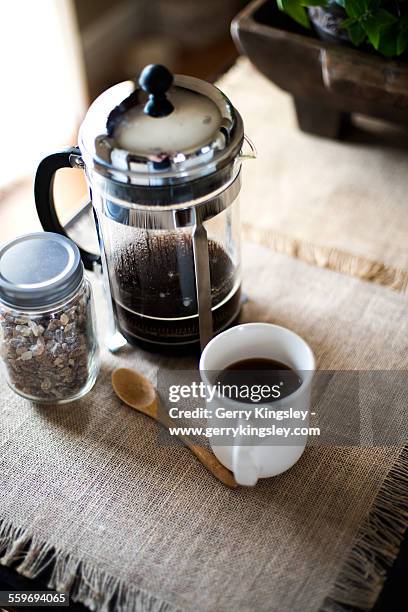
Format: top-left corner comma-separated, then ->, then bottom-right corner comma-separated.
72,0 -> 247,98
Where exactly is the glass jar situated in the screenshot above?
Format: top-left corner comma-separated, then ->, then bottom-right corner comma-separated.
0,233 -> 99,403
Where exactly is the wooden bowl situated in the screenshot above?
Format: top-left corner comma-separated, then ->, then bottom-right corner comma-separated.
231,0 -> 408,138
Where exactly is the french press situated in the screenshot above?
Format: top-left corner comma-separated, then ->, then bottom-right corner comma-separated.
35,65 -> 255,352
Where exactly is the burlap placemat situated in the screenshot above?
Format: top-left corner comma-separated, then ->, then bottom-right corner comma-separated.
1,243 -> 408,611
218,59 -> 408,290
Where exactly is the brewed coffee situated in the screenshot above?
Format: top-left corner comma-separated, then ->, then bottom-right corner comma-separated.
111,232 -> 240,346
216,358 -> 302,403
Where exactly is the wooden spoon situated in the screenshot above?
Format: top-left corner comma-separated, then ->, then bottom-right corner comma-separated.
111,367 -> 237,488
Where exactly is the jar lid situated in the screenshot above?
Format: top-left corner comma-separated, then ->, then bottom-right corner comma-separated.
0,233 -> 83,309
78,64 -> 244,186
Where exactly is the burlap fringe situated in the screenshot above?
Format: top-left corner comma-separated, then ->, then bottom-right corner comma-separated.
0,522 -> 177,612
242,223 -> 408,294
322,446 -> 408,611
1,443 -> 408,612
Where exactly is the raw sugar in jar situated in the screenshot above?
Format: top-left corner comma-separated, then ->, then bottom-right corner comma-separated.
0,232 -> 99,403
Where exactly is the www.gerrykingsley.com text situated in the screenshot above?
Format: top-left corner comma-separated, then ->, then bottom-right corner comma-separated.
168,424 -> 320,439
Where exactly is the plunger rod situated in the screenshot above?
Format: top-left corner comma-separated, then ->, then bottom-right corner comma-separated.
192,222 -> 213,351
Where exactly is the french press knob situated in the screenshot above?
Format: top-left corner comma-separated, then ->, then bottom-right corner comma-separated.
139,64 -> 175,118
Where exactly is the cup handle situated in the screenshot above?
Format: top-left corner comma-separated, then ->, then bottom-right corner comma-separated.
34,147 -> 101,271
232,419 -> 259,486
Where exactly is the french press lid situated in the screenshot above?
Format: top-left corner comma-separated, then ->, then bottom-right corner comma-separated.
78,64 -> 244,191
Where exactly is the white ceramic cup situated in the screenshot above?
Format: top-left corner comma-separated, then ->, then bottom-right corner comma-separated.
199,323 -> 315,486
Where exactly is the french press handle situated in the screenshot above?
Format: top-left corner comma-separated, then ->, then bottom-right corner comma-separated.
34,146 -> 100,271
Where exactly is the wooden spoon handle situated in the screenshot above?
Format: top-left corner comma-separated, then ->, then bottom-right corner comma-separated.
154,402 -> 237,489
188,443 -> 237,489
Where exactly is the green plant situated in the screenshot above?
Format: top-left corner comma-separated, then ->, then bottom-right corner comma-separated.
277,0 -> 322,28
277,0 -> 408,56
